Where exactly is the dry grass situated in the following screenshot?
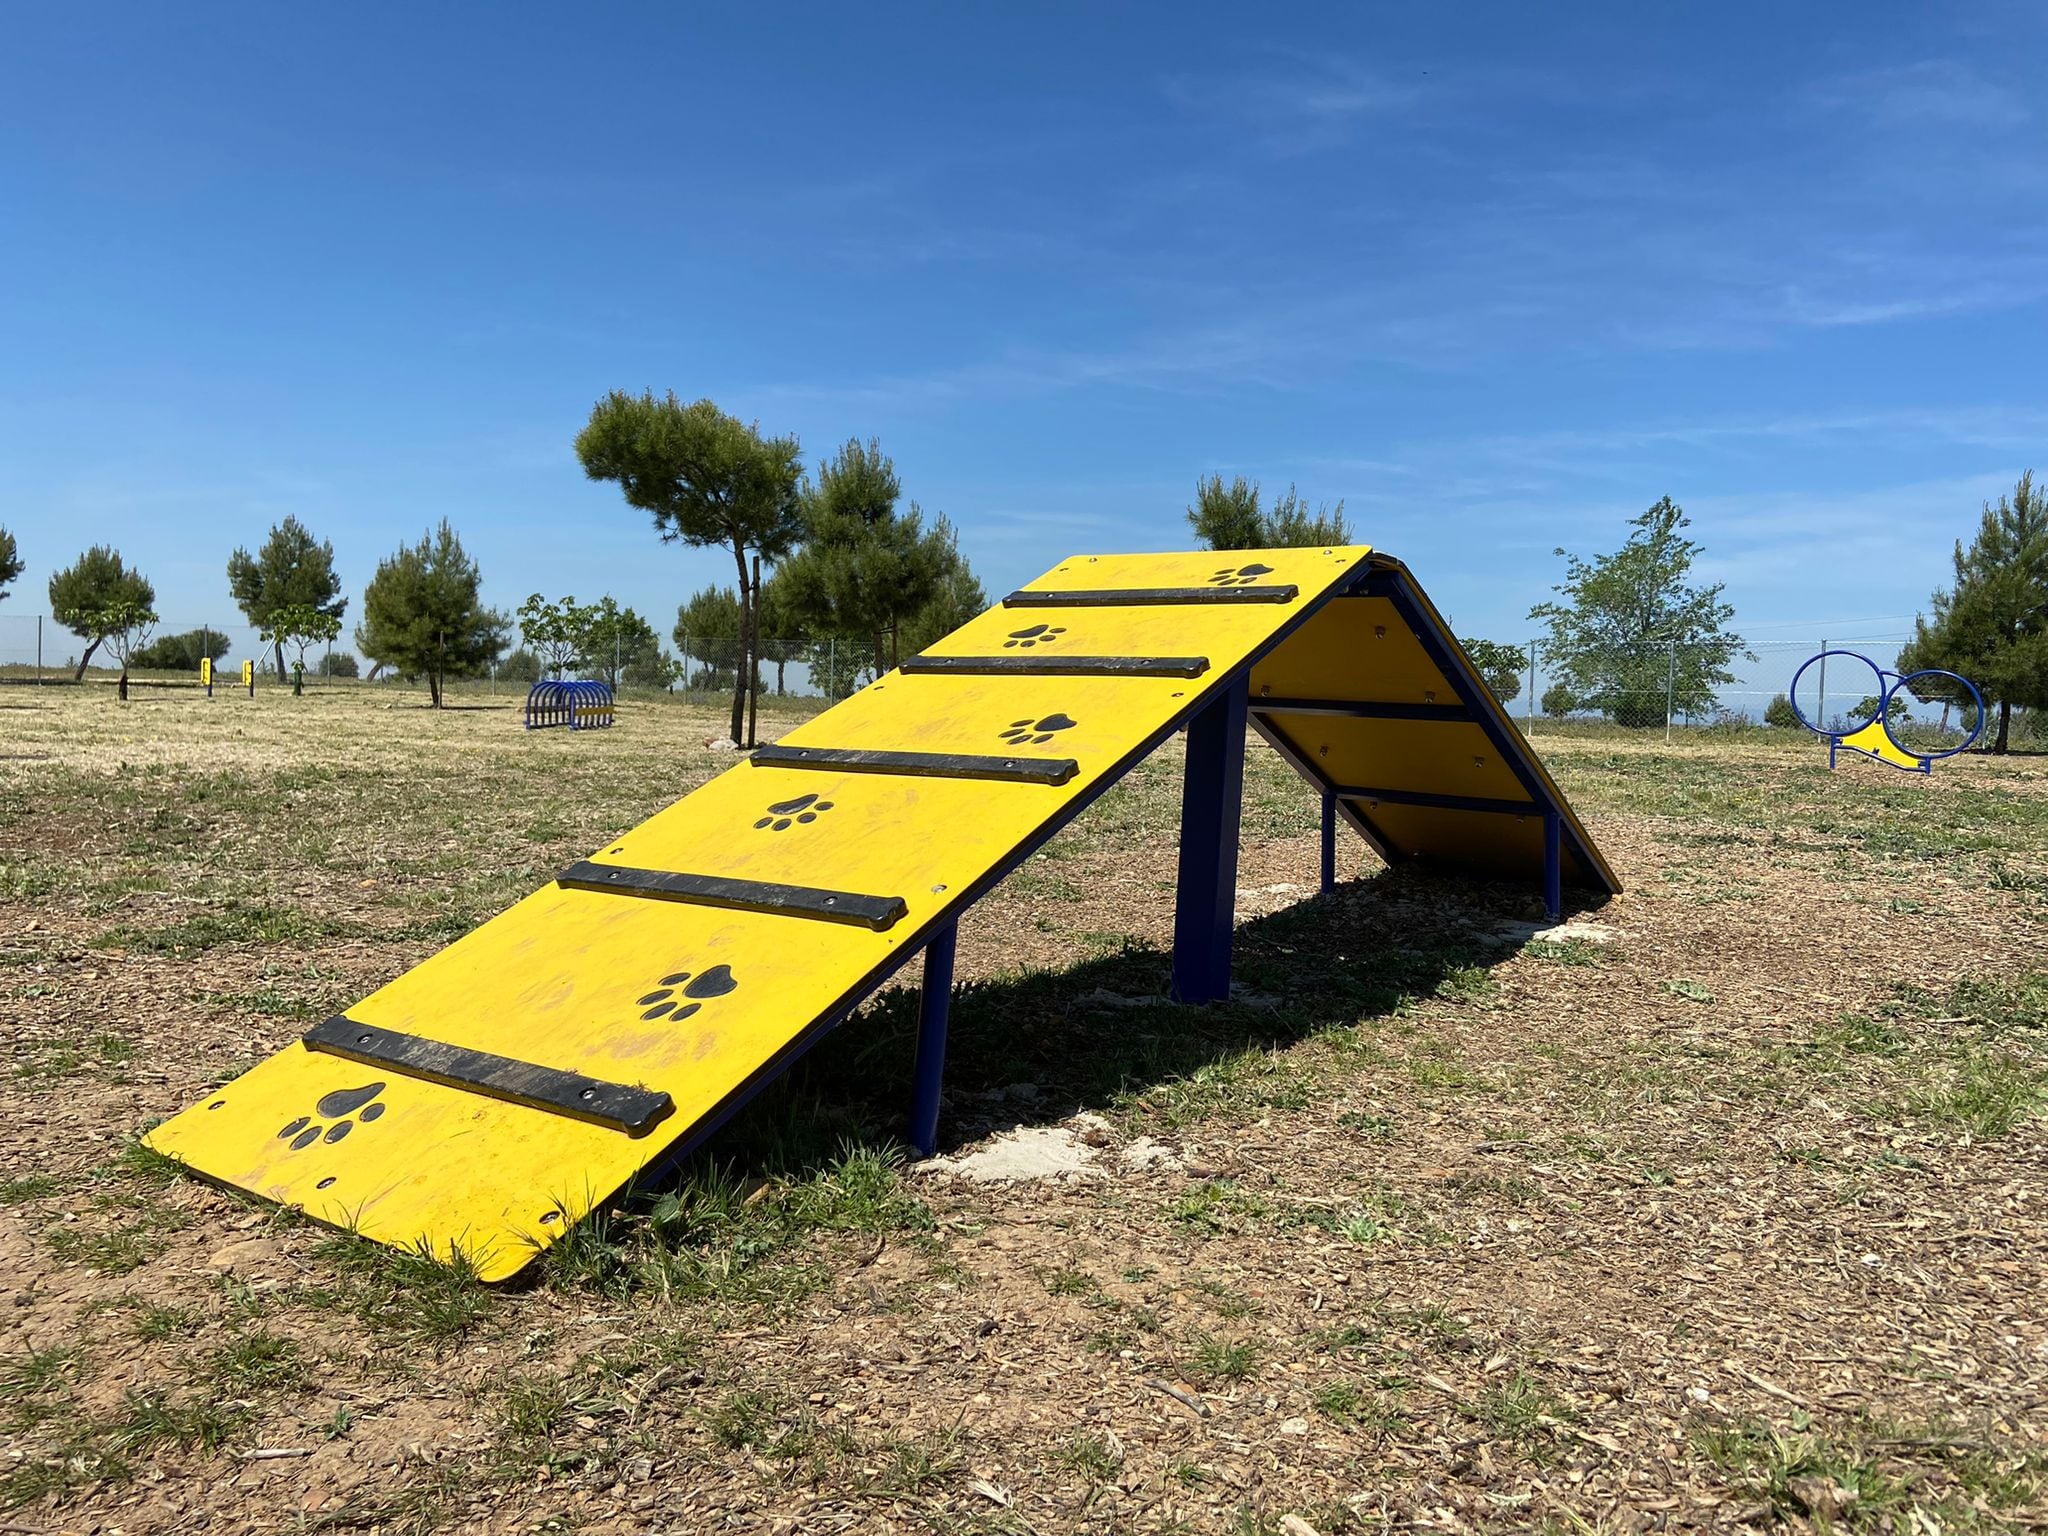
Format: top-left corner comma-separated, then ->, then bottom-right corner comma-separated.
2,680 -> 2045,1533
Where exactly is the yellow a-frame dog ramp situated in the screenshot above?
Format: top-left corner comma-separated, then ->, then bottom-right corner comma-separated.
145,547 -> 1618,1280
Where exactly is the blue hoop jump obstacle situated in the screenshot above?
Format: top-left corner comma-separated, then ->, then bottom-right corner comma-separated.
524,679 -> 616,731
1787,649 -> 1984,774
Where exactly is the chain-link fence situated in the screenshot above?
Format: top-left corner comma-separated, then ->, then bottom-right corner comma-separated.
0,613 -> 876,702
5,612 -> 2031,745
1497,633 -> 1918,733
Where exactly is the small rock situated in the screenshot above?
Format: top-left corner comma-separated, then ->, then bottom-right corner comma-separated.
207,1236 -> 277,1273
1279,1417 -> 1310,1436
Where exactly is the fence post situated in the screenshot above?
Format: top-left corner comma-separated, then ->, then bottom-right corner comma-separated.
36,614 -> 43,686
1817,640 -> 1828,730
1526,638 -> 1537,732
1664,641 -> 1678,743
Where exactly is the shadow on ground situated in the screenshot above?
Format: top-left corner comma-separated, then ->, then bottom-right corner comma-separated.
661,862 -> 1576,1189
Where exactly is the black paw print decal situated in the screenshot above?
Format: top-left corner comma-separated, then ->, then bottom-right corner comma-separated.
755,793 -> 834,831
278,1082 -> 386,1151
636,963 -> 738,1022
1000,712 -> 1078,746
1003,624 -> 1066,650
1210,562 -> 1275,587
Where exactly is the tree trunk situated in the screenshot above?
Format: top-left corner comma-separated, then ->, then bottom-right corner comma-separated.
747,553 -> 762,749
118,667 -> 129,701
873,630 -> 887,678
1995,699 -> 2011,754
273,638 -> 287,683
72,636 -> 101,682
727,540 -> 750,745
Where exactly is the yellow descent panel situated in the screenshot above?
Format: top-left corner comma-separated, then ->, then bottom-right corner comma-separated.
1836,718 -> 1922,770
1248,555 -> 1620,894
148,547 -> 1381,1278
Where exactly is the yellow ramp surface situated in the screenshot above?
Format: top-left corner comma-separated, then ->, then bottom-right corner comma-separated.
146,547 -> 1615,1279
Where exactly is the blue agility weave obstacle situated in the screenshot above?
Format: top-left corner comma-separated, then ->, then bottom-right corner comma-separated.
524,680 -> 616,731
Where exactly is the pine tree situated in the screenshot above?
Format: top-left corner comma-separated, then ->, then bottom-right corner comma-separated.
227,517 -> 346,681
49,546 -> 155,681
355,521 -> 507,707
575,392 -> 804,746
1897,470 -> 2048,753
776,439 -> 967,675
0,526 -> 22,601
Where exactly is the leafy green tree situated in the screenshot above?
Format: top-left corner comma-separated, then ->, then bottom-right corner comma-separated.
131,627 -> 232,671
575,392 -> 804,745
778,439 -> 980,676
0,526 -> 21,601
1540,681 -> 1576,718
1896,470 -> 2048,754
263,603 -> 344,696
517,593 -> 587,678
1187,475 -> 1264,549
49,546 -> 155,681
1262,484 -> 1352,546
673,586 -> 744,696
497,647 -> 543,685
1764,693 -> 1799,728
86,597 -> 159,699
355,521 -> 507,707
1529,497 -> 1746,727
578,596 -> 661,689
756,570 -> 798,694
318,651 -> 361,679
1187,476 -> 1351,549
1459,638 -> 1526,706
227,517 -> 346,682
622,647 -> 682,691
898,520 -> 988,656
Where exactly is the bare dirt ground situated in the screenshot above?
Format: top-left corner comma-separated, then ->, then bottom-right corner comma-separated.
2,680 -> 2044,1535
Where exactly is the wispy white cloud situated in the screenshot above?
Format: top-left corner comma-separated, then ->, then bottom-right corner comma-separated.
1806,59 -> 2029,131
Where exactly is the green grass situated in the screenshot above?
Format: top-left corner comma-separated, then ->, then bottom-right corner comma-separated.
1697,1413 -> 2048,1532
1186,1333 -> 1258,1383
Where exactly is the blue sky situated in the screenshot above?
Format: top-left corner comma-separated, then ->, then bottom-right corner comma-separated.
3,3 -> 2045,683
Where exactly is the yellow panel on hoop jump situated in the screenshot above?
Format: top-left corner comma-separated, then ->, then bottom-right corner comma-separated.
1837,718 -> 1923,770
144,546 -> 1616,1280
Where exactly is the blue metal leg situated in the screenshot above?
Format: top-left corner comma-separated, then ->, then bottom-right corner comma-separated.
1320,791 -> 1337,896
908,920 -> 957,1157
1171,676 -> 1248,1005
1542,810 -> 1562,922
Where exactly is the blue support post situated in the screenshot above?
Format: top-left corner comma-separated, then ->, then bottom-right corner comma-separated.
1171,675 -> 1248,1005
1319,791 -> 1337,896
1542,809 -> 1562,922
908,920 -> 957,1157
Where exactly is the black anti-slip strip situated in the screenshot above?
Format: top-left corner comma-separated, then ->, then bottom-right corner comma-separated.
556,860 -> 908,932
1334,786 -> 1538,816
751,743 -> 1077,786
1002,585 -> 1298,607
900,654 -> 1209,679
303,1016 -> 672,1136
1252,698 -> 1471,722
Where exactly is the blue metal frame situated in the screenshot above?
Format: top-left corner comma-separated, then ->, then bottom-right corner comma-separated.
1543,810 -> 1562,922
1320,792 -> 1337,895
908,920 -> 957,1156
1171,673 -> 1249,1004
525,679 -> 616,732
1787,650 -> 1984,773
